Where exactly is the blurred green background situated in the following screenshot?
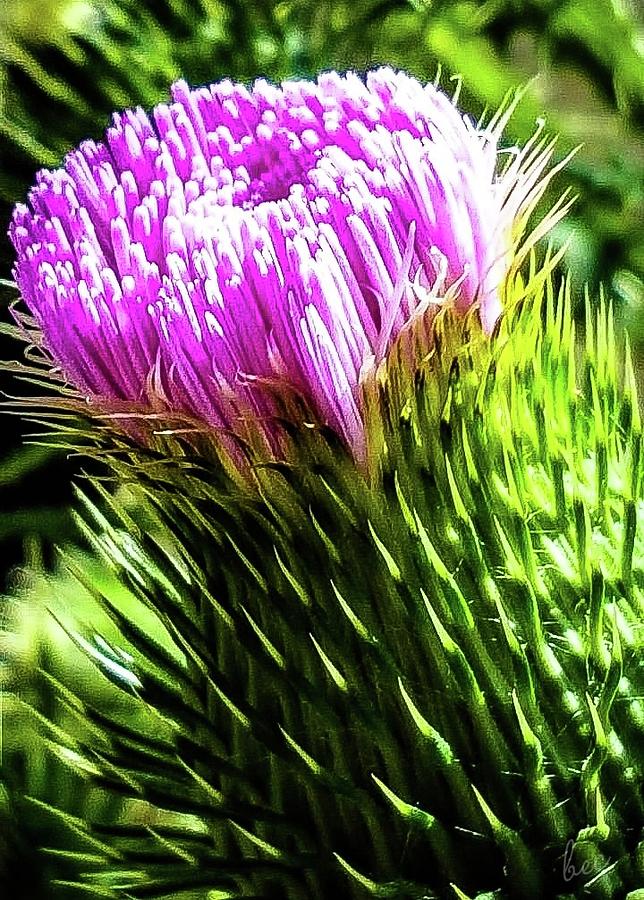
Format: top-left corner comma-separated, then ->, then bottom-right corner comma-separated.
0,0 -> 642,586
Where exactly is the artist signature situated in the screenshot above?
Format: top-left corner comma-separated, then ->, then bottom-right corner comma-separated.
562,838 -> 606,883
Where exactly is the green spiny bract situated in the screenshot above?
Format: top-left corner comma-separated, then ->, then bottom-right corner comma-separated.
2,278 -> 643,899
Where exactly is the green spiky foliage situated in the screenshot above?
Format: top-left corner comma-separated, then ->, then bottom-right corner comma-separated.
2,272 -> 643,899
2,3 -> 643,895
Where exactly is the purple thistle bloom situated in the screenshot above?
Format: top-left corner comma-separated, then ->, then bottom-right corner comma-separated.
9,68 -> 559,459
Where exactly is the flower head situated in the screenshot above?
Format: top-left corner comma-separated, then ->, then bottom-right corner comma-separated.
10,68 -> 560,459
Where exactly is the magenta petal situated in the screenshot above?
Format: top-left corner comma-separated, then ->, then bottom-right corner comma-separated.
10,67 -> 552,460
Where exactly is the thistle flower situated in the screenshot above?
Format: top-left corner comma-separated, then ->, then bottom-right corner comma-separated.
10,68 -> 562,459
